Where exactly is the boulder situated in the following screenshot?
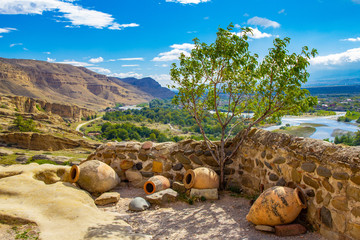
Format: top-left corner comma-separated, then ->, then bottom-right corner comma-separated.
190,188 -> 218,200
95,192 -> 120,206
129,197 -> 151,211
145,188 -> 178,205
0,149 -> 14,156
76,160 -> 120,193
172,182 -> 186,194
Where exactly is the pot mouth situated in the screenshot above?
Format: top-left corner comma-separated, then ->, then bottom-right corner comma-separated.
295,187 -> 307,209
144,181 -> 156,194
183,169 -> 195,189
69,165 -> 80,183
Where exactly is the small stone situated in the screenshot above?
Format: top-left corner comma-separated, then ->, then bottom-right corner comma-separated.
117,153 -> 127,159
266,154 -> 273,160
164,163 -> 172,172
143,162 -> 152,171
125,169 -> 142,183
202,157 -> 219,167
195,150 -> 204,156
145,189 -> 178,204
305,189 -> 315,197
0,149 -> 14,156
15,155 -> 29,163
301,162 -> 316,173
142,142 -> 153,150
175,152 -> 191,164
273,157 -> 286,164
316,190 -> 323,204
190,188 -> 218,200
347,223 -> 360,239
337,182 -> 343,191
204,151 -> 212,156
269,173 -> 279,181
291,169 -> 302,183
138,153 -> 148,161
140,171 -> 154,178
32,154 -> 52,160
120,160 -> 134,170
331,196 -> 348,211
350,173 -> 360,185
225,159 -> 233,165
333,172 -> 349,180
351,207 -> 360,218
189,155 -> 203,165
255,225 -> 275,233
275,224 -> 306,236
264,161 -> 272,170
175,173 -> 184,182
303,175 -> 319,189
135,162 -> 143,170
172,163 -> 183,171
347,185 -> 360,201
320,207 -> 332,228
94,192 -> 120,206
172,182 -> 186,194
316,166 -> 332,178
261,151 -> 266,159
323,193 -> 331,206
129,197 -> 150,211
128,153 -> 137,160
184,149 -> 194,156
321,179 -> 334,193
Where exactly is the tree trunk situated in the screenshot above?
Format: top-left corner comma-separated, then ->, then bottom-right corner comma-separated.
220,160 -> 225,190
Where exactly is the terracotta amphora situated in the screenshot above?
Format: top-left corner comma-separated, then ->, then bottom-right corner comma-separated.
69,160 -> 120,193
246,186 -> 307,226
183,167 -> 219,189
144,175 -> 170,194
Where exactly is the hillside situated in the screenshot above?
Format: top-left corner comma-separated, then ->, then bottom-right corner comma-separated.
0,58 -> 154,110
117,77 -> 175,99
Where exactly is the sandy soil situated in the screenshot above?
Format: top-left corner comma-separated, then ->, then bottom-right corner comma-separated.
101,186 -> 325,240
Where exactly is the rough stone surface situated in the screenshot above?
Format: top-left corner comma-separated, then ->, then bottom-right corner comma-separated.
0,149 -> 14,156
145,188 -> 178,204
15,155 -> 29,163
301,162 -> 316,173
172,182 -> 186,194
316,166 -> 332,178
351,206 -> 360,218
189,155 -> 203,165
322,179 -> 334,193
333,172 -> 350,180
273,157 -> 286,164
190,188 -> 218,200
172,163 -> 183,171
275,224 -> 307,237
303,175 -> 320,189
255,225 -> 275,232
331,196 -> 349,211
269,173 -> 279,181
129,197 -> 150,211
125,169 -> 143,184
175,152 -> 191,164
202,157 -> 219,167
142,142 -> 153,150
350,173 -> 360,185
346,185 -> 360,201
140,171 -> 154,178
321,207 -> 333,228
95,192 -> 120,206
120,160 -> 134,170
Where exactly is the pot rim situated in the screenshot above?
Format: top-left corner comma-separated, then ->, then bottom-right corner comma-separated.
69,165 -> 80,183
294,187 -> 307,209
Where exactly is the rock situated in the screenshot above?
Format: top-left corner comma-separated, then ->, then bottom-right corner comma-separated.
303,175 -> 319,189
0,149 -> 14,156
142,142 -> 153,150
120,160 -> 134,170
301,162 -> 316,173
140,171 -> 154,178
174,152 -> 191,164
77,160 -> 120,193
0,164 -> 142,240
273,157 -> 286,164
331,196 -> 348,211
94,192 -> 120,206
189,155 -> 203,165
275,224 -> 306,236
129,197 -> 150,211
269,173 -> 279,181
351,206 -> 360,218
172,182 -> 186,194
172,163 -> 183,171
255,225 -> 275,232
15,155 -> 29,163
125,169 -> 143,183
316,166 -> 332,178
138,153 -> 148,161
190,188 -> 218,200
333,172 -> 349,180
321,179 -> 334,193
145,188 -> 178,205
320,207 -> 332,228
202,157 -> 219,167
32,154 -> 53,160
135,162 -> 143,170
275,177 -> 286,186
304,189 -> 315,197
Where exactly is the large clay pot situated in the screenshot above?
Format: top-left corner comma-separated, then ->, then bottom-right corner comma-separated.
143,175 -> 170,194
246,186 -> 307,226
69,160 -> 120,193
183,167 -> 219,189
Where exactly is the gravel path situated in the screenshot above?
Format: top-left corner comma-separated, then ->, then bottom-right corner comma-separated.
101,187 -> 325,240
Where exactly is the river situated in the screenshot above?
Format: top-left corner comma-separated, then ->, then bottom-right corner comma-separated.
264,112 -> 360,141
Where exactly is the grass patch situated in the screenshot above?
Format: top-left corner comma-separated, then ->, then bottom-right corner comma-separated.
0,154 -> 18,165
273,126 -> 316,137
300,123 -> 327,127
27,159 -> 58,165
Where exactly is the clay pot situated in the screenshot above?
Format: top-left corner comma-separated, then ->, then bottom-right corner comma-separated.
143,175 -> 170,194
70,160 -> 120,193
246,186 -> 307,226
183,167 -> 219,189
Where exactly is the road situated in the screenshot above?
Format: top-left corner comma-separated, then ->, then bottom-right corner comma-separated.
76,116 -> 102,132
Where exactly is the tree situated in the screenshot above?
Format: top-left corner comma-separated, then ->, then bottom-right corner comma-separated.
169,24 -> 317,189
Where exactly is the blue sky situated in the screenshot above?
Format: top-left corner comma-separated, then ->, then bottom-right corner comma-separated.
0,0 -> 360,87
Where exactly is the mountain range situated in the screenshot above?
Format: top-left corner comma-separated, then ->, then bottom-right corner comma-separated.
0,58 -> 174,110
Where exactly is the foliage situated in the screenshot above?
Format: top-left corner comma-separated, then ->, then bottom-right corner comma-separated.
338,111 -> 360,122
115,103 -> 125,108
35,104 -> 45,112
11,226 -> 39,240
13,115 -> 38,132
169,24 -> 317,188
136,103 -> 149,108
334,131 -> 360,146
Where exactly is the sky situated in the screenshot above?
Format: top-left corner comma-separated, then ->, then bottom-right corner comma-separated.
0,0 -> 360,87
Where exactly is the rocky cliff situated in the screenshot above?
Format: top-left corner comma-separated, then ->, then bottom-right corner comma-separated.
0,58 -> 154,110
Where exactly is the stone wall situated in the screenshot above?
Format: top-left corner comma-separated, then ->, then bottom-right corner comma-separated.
86,128 -> 360,240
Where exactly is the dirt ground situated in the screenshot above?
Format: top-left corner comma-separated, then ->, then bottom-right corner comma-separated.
100,186 -> 326,240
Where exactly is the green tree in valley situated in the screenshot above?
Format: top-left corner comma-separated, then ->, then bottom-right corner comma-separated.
169,24 -> 318,189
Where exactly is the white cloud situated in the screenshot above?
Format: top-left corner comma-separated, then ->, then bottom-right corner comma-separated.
47,57 -> 56,62
122,64 -> 139,67
43,51 -> 51,54
10,43 -> 23,47
278,9 -> 285,14
247,16 -> 280,28
57,60 -> 93,67
0,0 -> 139,30
166,0 -> 210,4
111,72 -> 144,79
152,43 -> 195,62
150,74 -> 172,87
116,57 -> 144,61
341,37 -> 360,42
352,0 -> 360,4
237,27 -> 272,39
88,67 -> 111,74
0,36 -> 3,38
310,48 -> 360,65
89,57 -> 104,63
0,27 -> 17,34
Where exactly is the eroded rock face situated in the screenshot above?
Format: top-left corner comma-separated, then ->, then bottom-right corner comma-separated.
77,160 -> 120,193
0,164 -> 150,240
